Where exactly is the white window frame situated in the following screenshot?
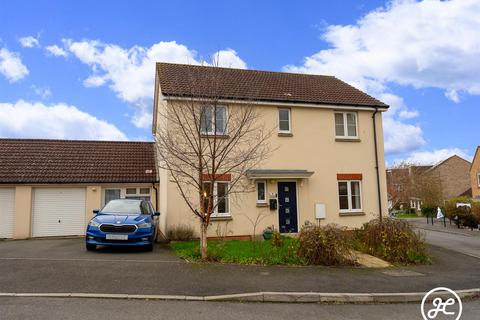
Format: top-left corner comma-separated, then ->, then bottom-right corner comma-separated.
200,105 -> 227,136
335,111 -> 358,139
338,180 -> 363,213
204,182 -> 231,217
103,187 -> 151,206
278,108 -> 291,133
256,180 -> 267,204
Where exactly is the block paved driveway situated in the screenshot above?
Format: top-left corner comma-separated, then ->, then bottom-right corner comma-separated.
0,238 -> 479,296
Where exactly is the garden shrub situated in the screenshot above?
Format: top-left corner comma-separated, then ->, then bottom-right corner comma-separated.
354,218 -> 429,264
271,231 -> 283,248
167,224 -> 195,241
297,224 -> 356,266
421,205 -> 436,217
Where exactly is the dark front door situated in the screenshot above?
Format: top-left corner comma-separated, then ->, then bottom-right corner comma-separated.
278,181 -> 298,233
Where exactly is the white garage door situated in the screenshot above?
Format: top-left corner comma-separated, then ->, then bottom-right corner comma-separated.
32,188 -> 86,237
0,188 -> 15,239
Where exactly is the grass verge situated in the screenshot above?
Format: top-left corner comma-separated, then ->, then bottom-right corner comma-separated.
171,238 -> 306,265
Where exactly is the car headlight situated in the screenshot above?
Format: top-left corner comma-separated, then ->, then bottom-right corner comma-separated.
137,222 -> 152,228
88,219 -> 101,227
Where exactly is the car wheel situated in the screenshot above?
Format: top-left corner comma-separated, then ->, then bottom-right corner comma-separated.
86,243 -> 96,251
145,242 -> 154,252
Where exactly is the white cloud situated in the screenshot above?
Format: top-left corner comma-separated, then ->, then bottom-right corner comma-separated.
0,100 -> 127,141
284,0 -> 480,156
0,48 -> 29,82
31,85 -> 51,100
45,45 -> 68,57
18,36 -> 40,48
212,49 -> 247,69
395,148 -> 471,166
62,39 -> 247,129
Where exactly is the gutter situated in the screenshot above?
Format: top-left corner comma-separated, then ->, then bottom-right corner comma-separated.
372,107 -> 383,223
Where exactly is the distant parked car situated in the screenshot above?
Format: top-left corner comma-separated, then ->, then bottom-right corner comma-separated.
85,199 -> 160,251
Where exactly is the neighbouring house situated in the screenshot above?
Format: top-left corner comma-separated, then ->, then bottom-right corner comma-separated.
386,155 -> 472,212
470,146 -> 480,200
0,139 -> 158,239
153,63 -> 389,238
386,165 -> 432,212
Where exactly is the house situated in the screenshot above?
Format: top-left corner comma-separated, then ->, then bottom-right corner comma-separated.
153,63 -> 389,238
386,155 -> 471,212
0,139 -> 158,239
386,165 -> 432,212
426,155 -> 471,201
470,147 -> 480,200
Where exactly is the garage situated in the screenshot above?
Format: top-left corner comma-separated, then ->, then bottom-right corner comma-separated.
32,188 -> 86,237
0,188 -> 15,238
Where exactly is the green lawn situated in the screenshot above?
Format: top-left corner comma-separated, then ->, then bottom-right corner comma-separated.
170,239 -> 306,265
394,212 -> 421,219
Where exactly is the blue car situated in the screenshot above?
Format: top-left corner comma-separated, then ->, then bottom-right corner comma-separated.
85,199 -> 160,251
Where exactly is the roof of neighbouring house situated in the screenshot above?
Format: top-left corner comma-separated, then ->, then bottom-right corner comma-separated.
0,139 -> 158,184
156,63 -> 388,108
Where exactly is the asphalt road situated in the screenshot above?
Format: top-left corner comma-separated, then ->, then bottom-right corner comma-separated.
0,297 -> 478,320
422,229 -> 480,259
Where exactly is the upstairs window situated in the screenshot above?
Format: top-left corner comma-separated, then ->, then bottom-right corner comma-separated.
278,108 -> 291,133
335,112 -> 358,138
201,106 -> 226,135
477,173 -> 480,186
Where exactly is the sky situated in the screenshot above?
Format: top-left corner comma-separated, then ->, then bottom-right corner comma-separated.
0,0 -> 479,166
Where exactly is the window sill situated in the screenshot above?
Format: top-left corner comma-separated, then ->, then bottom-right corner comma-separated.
210,215 -> 233,221
335,137 -> 360,142
201,134 -> 230,139
278,132 -> 293,137
256,202 -> 269,207
339,211 -> 365,217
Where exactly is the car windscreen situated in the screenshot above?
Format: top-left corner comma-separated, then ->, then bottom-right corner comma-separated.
101,200 -> 143,214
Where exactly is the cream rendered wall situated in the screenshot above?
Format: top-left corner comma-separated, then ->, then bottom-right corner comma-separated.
85,186 -> 102,222
158,100 -> 388,237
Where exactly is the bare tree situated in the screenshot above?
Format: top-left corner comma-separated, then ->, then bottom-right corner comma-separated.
155,64 -> 275,259
387,162 -> 443,212
386,162 -> 414,212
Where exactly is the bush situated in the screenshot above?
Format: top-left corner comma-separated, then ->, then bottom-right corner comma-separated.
354,218 -> 429,264
421,206 -> 436,217
297,224 -> 356,266
453,206 -> 479,230
167,224 -> 195,241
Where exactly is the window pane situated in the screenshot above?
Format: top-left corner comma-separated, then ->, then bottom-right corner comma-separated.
335,113 -> 345,136
104,189 -> 121,205
257,182 -> 266,201
338,182 -> 349,210
139,188 -> 150,194
279,110 -> 290,131
215,107 -> 226,134
351,181 -> 361,209
347,113 -> 357,137
200,106 -> 213,134
217,183 -> 229,214
126,188 -> 137,195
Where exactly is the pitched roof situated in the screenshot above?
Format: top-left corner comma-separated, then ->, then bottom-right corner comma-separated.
156,63 -> 388,108
0,139 -> 158,184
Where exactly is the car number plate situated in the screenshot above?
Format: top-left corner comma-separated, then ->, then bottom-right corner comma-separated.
106,234 -> 128,240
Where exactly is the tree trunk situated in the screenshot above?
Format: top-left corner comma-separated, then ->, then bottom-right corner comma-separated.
200,222 -> 208,260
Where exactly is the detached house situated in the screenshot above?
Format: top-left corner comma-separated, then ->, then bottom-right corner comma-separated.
153,63 -> 389,238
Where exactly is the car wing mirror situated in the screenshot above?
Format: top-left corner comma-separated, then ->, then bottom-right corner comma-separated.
93,209 -> 100,214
